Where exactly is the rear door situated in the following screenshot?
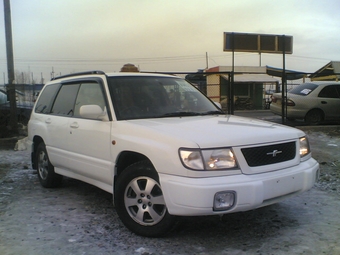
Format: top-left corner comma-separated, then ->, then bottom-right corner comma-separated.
46,83 -> 79,169
317,85 -> 340,120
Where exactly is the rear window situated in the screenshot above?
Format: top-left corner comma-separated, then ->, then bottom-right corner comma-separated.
35,84 -> 61,114
51,84 -> 80,116
289,83 -> 318,96
318,85 -> 340,98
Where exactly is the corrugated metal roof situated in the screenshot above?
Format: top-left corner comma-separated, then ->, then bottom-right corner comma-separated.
266,65 -> 306,80
206,66 -> 267,73
222,74 -> 279,83
332,61 -> 340,73
310,61 -> 340,81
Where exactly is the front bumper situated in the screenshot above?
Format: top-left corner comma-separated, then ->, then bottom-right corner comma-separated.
160,157 -> 319,216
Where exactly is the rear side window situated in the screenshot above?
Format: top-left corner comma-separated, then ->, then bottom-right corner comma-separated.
51,84 -> 80,116
35,84 -> 61,114
318,85 -> 340,98
289,83 -> 318,96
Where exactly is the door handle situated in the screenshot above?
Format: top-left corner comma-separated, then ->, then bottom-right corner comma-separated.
70,122 -> 79,128
45,118 -> 52,124
321,101 -> 327,104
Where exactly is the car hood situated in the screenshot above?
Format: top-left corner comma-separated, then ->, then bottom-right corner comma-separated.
123,115 -> 304,148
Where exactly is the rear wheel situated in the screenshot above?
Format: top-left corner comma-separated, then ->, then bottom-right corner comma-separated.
305,109 -> 323,125
36,143 -> 63,188
115,161 -> 176,237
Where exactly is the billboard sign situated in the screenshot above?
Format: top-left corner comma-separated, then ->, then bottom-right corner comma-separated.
223,32 -> 293,54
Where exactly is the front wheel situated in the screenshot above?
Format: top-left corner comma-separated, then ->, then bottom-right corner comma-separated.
114,161 -> 176,237
36,143 -> 63,188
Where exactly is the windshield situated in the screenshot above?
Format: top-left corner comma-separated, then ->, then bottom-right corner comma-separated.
107,76 -> 223,120
289,83 -> 318,96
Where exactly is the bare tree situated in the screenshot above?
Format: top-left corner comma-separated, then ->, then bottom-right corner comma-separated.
15,70 -> 31,84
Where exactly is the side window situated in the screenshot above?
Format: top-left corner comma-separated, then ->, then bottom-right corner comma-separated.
51,84 -> 80,116
336,85 -> 340,98
318,85 -> 339,98
34,84 -> 61,114
74,82 -> 106,118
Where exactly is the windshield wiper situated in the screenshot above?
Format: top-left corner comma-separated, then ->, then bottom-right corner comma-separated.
158,111 -> 223,118
199,111 -> 224,115
160,112 -> 202,117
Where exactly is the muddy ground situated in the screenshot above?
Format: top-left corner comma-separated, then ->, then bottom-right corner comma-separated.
0,126 -> 339,255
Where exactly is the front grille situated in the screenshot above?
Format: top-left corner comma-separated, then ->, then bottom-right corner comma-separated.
241,142 -> 296,167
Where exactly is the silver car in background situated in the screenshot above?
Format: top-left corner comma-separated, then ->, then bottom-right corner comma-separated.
270,81 -> 340,124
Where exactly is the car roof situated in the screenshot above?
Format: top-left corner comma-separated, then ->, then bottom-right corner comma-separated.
306,81 -> 340,86
49,71 -> 180,83
106,72 -> 179,78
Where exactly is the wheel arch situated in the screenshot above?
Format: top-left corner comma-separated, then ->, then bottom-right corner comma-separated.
31,135 -> 45,170
114,151 -> 154,190
304,108 -> 325,124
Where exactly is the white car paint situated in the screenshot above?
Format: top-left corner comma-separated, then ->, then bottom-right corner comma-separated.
28,72 -> 319,218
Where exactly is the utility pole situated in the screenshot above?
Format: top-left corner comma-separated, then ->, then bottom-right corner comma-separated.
281,35 -> 287,125
3,0 -> 18,135
205,52 -> 208,69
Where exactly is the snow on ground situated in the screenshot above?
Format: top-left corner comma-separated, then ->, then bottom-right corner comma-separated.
0,128 -> 340,254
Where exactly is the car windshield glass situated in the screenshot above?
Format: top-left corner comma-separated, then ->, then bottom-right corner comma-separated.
289,83 -> 318,96
107,76 -> 223,120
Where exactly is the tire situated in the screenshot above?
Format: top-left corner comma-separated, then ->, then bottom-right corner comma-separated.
305,109 -> 323,125
114,161 -> 176,237
36,143 -> 63,188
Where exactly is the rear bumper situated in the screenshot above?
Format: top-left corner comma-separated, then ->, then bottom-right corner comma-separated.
270,104 -> 282,116
270,104 -> 307,119
26,139 -> 36,169
160,157 -> 319,216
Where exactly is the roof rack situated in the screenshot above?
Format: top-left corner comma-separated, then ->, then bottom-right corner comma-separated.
51,70 -> 105,81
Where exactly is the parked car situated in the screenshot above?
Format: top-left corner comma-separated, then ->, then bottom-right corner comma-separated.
0,89 -> 33,125
270,81 -> 340,124
28,71 -> 319,237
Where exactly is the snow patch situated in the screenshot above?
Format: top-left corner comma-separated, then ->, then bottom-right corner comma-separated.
14,137 -> 28,151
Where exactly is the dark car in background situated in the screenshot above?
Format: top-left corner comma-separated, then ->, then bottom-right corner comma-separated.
270,82 -> 340,125
0,89 -> 33,126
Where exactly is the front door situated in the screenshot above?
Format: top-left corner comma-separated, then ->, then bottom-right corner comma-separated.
66,81 -> 113,189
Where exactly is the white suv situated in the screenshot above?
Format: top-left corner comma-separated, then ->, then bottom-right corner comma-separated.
28,71 -> 319,237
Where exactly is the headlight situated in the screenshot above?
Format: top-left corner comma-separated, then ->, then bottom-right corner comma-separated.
179,148 -> 238,170
202,149 -> 237,169
299,136 -> 310,158
179,149 -> 203,170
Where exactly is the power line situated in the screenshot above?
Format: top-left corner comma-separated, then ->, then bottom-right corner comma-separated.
0,53 -> 332,68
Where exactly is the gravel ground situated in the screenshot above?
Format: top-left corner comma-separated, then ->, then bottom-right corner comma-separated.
299,126 -> 340,196
0,126 -> 339,255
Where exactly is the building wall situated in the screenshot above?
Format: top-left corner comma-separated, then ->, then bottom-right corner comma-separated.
206,74 -> 221,102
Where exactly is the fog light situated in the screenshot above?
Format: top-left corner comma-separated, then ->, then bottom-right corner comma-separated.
213,191 -> 236,211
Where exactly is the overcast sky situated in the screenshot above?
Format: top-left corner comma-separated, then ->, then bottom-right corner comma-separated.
1,0 -> 340,83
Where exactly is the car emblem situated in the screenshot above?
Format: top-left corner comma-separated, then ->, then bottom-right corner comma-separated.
266,149 -> 282,157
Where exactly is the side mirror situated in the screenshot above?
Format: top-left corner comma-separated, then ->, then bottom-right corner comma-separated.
80,105 -> 108,121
